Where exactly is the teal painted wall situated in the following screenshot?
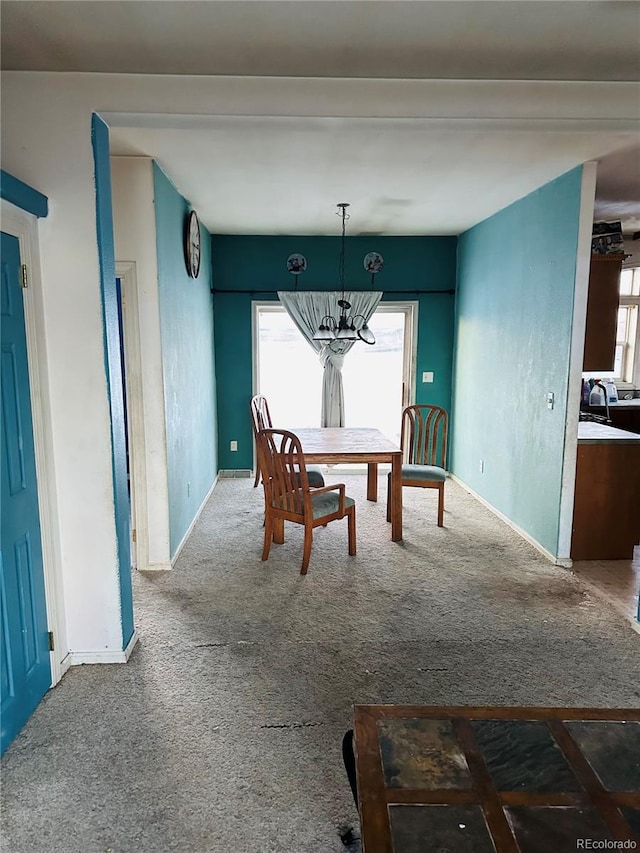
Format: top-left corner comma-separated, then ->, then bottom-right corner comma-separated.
451,167 -> 583,557
212,235 -> 457,470
0,170 -> 48,217
91,115 -> 134,648
153,164 -> 217,556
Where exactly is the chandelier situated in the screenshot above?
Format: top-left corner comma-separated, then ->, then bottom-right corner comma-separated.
311,203 -> 383,346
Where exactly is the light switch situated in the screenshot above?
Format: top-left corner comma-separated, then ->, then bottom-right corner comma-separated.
546,392 -> 554,410
422,371 -> 434,383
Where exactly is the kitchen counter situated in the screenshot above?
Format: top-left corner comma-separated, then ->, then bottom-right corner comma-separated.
580,402 -> 640,436
578,421 -> 640,443
572,423 -> 640,560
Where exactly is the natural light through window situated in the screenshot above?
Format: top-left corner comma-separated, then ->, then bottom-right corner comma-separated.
257,308 -> 322,427
255,305 -> 411,444
616,267 -> 640,384
342,312 -> 405,444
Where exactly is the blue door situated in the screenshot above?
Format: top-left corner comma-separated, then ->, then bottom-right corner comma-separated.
1,231 -> 51,754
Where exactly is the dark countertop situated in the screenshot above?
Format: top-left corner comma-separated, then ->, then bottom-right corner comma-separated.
587,400 -> 640,409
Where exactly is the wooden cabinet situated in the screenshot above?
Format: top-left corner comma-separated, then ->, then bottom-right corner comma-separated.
572,439 -> 640,560
583,253 -> 623,372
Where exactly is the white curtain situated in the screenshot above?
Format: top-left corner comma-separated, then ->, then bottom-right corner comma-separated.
278,291 -> 382,427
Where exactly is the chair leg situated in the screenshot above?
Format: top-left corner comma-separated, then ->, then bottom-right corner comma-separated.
347,506 -> 356,556
273,517 -> 285,544
342,729 -> 358,808
301,524 -> 313,575
262,516 -> 273,561
437,483 -> 444,527
386,476 -> 391,523
253,468 -> 260,488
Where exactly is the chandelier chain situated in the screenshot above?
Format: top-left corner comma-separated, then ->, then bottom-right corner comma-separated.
310,202 -> 378,347
337,203 -> 349,299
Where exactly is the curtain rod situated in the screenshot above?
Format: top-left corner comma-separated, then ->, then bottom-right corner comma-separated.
210,288 -> 455,295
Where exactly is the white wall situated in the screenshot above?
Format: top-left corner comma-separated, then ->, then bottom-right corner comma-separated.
111,157 -> 171,570
1,71 -> 638,657
1,82 -> 123,656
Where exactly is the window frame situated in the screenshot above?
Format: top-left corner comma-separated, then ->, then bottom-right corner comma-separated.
616,266 -> 640,388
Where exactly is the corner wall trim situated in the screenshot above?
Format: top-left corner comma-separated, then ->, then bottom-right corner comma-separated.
68,630 -> 139,666
171,476 -> 218,566
449,474 -> 572,568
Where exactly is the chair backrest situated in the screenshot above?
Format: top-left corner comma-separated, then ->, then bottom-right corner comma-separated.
400,404 -> 448,468
250,395 -> 273,482
250,394 -> 272,436
256,429 -> 310,516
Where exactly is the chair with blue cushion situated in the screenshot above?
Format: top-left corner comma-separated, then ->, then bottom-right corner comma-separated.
250,394 -> 325,488
386,404 -> 448,527
256,428 -> 356,575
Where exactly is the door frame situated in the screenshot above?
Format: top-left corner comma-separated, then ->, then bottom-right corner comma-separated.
116,261 -> 146,572
1,200 -> 67,684
374,301 -> 419,409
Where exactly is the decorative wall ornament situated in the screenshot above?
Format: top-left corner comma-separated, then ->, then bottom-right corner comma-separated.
287,253 -> 307,274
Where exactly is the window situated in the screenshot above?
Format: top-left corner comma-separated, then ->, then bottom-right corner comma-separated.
252,302 -> 416,439
615,267 -> 640,385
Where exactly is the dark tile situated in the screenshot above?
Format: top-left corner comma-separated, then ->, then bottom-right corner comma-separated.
471,720 -> 581,792
389,805 -> 495,853
564,721 -> 640,791
622,807 -> 640,836
505,806 -> 613,853
378,718 -> 472,790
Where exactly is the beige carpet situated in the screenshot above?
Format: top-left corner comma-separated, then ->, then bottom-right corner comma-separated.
2,474 -> 639,853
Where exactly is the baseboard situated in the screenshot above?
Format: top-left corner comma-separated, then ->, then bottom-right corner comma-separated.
57,652 -> 73,681
171,475 -> 218,566
140,561 -> 172,572
69,630 -> 139,665
449,474 -> 569,567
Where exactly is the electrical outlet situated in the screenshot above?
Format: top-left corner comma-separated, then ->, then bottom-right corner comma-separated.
479,459 -> 485,473
422,371 -> 434,383
230,440 -> 238,451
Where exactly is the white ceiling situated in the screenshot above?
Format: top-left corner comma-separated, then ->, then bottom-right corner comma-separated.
3,1 -> 640,236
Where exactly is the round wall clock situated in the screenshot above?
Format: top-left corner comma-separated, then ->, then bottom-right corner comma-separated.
185,210 -> 201,278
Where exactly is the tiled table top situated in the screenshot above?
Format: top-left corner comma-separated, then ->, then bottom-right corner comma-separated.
353,705 -> 640,852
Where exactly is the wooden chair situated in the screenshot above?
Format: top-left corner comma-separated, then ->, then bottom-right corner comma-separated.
250,394 -> 272,487
249,394 -> 324,488
257,428 -> 356,575
386,404 -> 448,527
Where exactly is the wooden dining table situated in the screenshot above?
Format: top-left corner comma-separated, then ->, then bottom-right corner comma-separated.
288,427 -> 403,542
353,704 -> 640,852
